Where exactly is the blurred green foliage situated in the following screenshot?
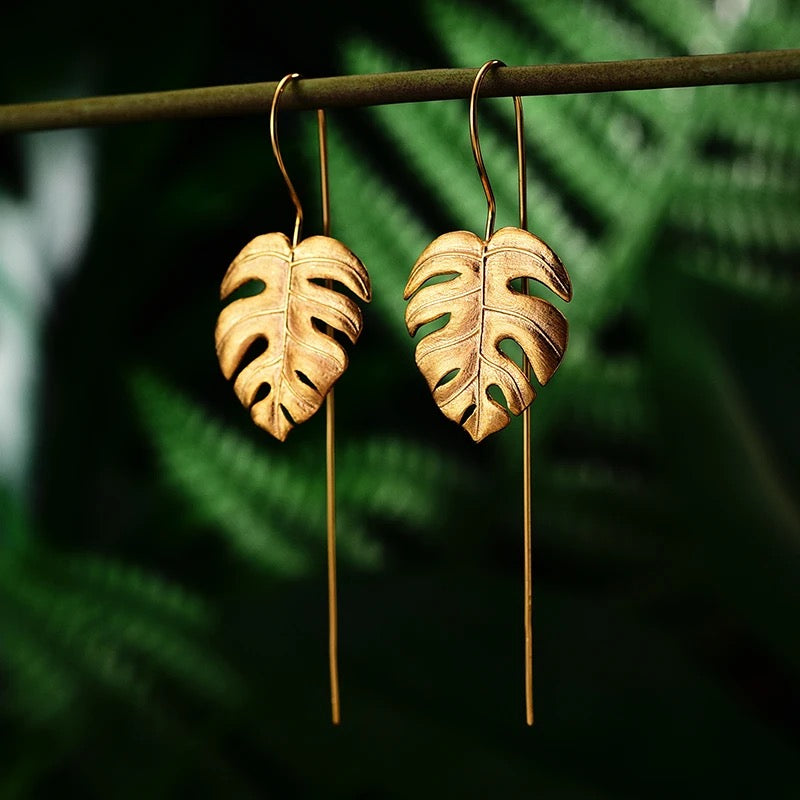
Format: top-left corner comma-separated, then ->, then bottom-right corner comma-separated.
1,0 -> 799,797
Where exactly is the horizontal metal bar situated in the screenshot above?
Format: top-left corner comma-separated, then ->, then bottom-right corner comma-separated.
1,49 -> 799,134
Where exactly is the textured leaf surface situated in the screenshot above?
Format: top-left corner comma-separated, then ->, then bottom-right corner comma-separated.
405,227 -> 572,441
215,232 -> 371,440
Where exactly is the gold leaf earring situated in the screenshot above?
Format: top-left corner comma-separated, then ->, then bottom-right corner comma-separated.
216,74 -> 371,440
215,73 -> 371,724
403,60 -> 573,724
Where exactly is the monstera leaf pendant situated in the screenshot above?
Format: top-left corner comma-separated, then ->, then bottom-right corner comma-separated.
404,226 -> 572,442
216,232 -> 371,441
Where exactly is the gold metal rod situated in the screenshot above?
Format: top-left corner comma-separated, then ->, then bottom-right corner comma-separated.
326,387 -> 340,726
318,109 -> 331,237
515,96 -> 527,233
523,381 -> 533,727
318,107 -> 340,726
514,91 -> 534,728
2,50 -> 800,133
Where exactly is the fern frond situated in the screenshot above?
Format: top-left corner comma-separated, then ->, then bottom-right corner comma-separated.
670,242 -> 799,300
520,0 -> 668,59
57,553 -> 207,626
133,370 -> 330,574
624,0 -> 723,52
133,371 -> 473,572
506,0 -> 676,125
699,84 -> 800,161
337,437 -> 471,529
0,547 -> 237,721
0,618 -> 76,718
670,184 -> 800,251
742,0 -> 800,50
422,2 -> 636,219
680,156 -> 800,197
327,120 -> 433,342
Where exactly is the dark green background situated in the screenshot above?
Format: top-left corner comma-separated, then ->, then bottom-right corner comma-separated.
1,0 -> 799,797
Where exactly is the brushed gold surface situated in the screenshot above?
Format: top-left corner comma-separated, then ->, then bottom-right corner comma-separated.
216,231 -> 371,441
404,226 -> 572,442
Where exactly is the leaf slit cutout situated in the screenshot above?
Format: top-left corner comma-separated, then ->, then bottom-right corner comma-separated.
418,272 -> 461,288
230,336 -> 268,384
491,247 -> 572,298
487,384 -> 509,410
435,368 -> 460,389
224,279 -> 266,303
459,404 -> 477,426
253,383 -> 271,403
295,370 -> 319,392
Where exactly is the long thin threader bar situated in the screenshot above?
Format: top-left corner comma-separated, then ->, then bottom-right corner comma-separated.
318,108 -> 341,726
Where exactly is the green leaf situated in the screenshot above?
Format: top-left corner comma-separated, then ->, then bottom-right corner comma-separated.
132,370 -> 474,575
0,545 -> 238,722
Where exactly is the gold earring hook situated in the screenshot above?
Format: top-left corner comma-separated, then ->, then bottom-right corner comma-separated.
271,75 -> 343,724
469,60 -> 527,240
270,72 -> 303,246
471,60 -> 535,726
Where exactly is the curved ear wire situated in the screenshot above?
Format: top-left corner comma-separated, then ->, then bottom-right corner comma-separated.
270,72 -> 304,246
468,59 -> 526,238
